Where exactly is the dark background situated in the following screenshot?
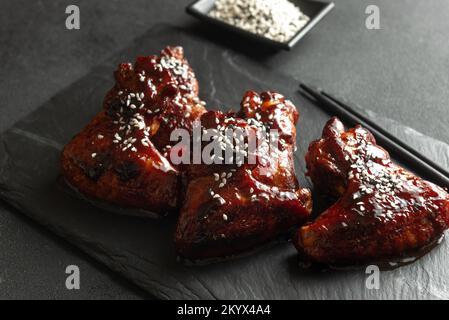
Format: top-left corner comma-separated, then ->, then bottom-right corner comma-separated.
0,0 -> 448,299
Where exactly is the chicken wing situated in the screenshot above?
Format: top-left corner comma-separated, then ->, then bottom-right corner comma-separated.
175,91 -> 312,262
61,47 -> 206,217
295,117 -> 449,266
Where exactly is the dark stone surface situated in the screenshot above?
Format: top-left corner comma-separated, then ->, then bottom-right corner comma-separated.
1,0 -> 448,299
1,24 -> 449,300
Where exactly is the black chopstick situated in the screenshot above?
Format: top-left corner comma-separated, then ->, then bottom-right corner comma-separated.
299,83 -> 449,189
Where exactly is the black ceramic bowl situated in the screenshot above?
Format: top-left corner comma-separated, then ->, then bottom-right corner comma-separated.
186,0 -> 335,50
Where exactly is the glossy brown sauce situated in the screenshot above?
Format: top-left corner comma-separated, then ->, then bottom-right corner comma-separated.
298,233 -> 445,271
296,117 -> 449,269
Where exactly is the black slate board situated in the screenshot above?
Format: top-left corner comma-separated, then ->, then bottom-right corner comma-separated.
1,24 -> 449,300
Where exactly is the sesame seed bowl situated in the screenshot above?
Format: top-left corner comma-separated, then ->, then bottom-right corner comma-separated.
186,0 -> 335,50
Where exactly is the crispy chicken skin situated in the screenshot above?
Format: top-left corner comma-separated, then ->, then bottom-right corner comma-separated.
295,117 -> 449,265
61,47 -> 206,217
175,91 -> 312,262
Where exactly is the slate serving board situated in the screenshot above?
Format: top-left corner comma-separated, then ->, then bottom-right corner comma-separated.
1,24 -> 449,300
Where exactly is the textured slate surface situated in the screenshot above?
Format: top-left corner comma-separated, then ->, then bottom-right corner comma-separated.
1,24 -> 449,299
2,0 -> 449,300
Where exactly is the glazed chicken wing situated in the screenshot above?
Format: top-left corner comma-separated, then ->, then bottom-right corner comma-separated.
175,91 -> 312,262
295,117 -> 449,266
61,47 -> 206,217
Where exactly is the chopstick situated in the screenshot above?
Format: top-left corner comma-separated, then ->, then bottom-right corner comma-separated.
299,83 -> 449,189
